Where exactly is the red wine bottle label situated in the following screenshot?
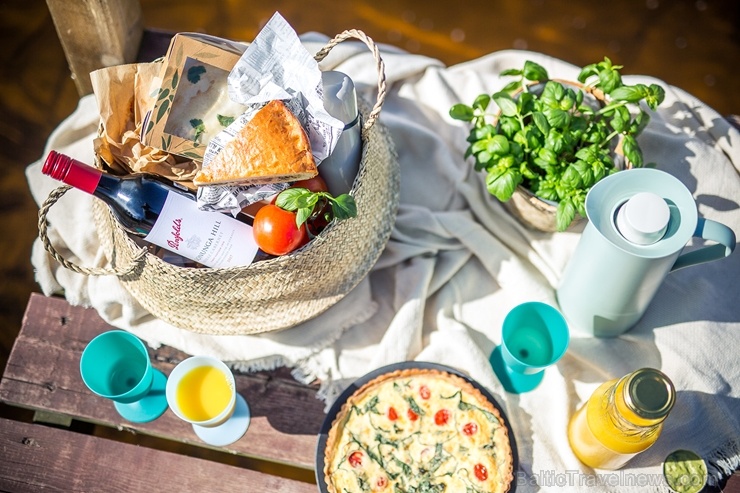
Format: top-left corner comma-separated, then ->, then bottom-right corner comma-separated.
145,192 -> 258,268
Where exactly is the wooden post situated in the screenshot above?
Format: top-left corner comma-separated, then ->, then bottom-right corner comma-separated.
46,0 -> 143,96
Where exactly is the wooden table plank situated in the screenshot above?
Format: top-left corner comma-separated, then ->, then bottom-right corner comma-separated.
0,417 -> 314,492
0,293 -> 326,471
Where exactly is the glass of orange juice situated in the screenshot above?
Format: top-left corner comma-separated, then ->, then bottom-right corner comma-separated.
165,355 -> 251,446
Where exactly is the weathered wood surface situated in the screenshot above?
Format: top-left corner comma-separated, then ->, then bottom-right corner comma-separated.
46,0 -> 144,96
0,417 -> 314,492
0,293 -> 326,471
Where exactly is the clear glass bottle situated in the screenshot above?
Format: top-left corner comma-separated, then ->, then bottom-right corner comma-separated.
42,150 -> 260,269
568,368 -> 675,470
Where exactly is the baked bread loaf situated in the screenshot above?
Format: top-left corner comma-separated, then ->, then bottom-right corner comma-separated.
323,368 -> 514,493
193,100 -> 317,186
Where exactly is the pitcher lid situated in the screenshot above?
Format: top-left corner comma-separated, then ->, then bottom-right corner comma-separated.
586,168 -> 698,258
616,192 -> 671,245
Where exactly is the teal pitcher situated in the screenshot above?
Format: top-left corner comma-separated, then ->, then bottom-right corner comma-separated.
556,168 -> 736,337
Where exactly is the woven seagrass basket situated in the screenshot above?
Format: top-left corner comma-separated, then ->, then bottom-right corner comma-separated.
38,30 -> 400,335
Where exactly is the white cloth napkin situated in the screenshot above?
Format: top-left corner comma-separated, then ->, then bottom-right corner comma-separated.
27,35 -> 740,492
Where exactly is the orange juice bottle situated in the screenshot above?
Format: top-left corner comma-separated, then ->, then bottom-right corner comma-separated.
568,368 -> 675,470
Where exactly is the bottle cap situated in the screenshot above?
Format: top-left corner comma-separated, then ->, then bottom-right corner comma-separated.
616,192 -> 670,245
625,368 -> 675,420
41,150 -> 101,194
42,150 -> 71,180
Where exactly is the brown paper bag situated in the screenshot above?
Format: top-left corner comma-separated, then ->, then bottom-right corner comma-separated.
90,63 -> 198,185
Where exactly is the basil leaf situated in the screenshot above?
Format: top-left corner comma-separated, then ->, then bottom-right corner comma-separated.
572,159 -> 594,187
493,92 -> 518,117
498,116 -> 521,137
449,104 -> 474,121
332,194 -> 358,220
630,111 -> 650,135
502,80 -> 522,93
487,135 -> 510,155
538,147 -> 558,165
591,160 -> 607,182
598,68 -> 622,94
646,84 -> 666,109
545,107 -> 569,128
523,60 -> 549,81
500,68 -> 523,77
472,94 -> 491,111
296,207 -> 311,227
622,135 -> 643,167
276,188 -> 309,211
533,112 -> 550,135
557,198 -> 577,232
545,130 -> 564,154
562,165 -> 583,188
486,167 -> 521,201
609,112 -> 627,133
610,85 -> 646,103
577,63 -> 599,83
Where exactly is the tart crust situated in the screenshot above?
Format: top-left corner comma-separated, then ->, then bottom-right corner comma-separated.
323,368 -> 514,493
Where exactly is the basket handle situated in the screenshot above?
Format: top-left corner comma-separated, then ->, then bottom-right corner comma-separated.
313,29 -> 387,139
38,186 -> 146,276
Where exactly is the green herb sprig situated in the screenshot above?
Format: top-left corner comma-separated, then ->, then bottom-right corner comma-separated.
276,187 -> 357,228
450,57 -> 665,231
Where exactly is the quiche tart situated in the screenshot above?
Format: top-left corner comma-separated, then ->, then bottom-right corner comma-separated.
193,99 -> 317,187
323,368 -> 514,493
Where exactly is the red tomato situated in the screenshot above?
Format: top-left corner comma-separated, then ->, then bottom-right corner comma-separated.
407,408 -> 419,421
252,204 -> 308,256
419,385 -> 431,400
434,409 -> 451,426
474,463 -> 488,481
387,407 -> 398,421
348,450 -> 363,468
375,475 -> 388,489
292,175 -> 329,193
462,422 -> 478,436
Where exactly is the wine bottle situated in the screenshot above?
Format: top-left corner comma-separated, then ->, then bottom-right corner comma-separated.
42,150 -> 260,269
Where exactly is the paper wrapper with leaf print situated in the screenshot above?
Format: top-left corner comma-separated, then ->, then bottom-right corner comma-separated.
89,63 -> 199,186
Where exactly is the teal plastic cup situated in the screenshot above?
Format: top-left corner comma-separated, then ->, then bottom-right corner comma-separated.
489,302 -> 569,393
80,330 -> 168,423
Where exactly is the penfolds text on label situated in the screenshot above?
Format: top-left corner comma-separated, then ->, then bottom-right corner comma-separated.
167,218 -> 184,250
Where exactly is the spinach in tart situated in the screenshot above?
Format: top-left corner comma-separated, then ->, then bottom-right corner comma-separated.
323,368 -> 514,493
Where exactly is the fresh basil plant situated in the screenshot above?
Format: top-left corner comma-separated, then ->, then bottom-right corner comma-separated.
450,58 -> 665,231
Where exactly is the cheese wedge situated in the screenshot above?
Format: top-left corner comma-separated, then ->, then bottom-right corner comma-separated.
193,100 -> 317,186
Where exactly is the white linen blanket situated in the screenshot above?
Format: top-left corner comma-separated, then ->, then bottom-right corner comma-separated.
27,35 -> 740,492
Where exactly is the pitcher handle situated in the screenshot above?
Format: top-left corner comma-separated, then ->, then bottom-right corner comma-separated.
671,218 -> 736,271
